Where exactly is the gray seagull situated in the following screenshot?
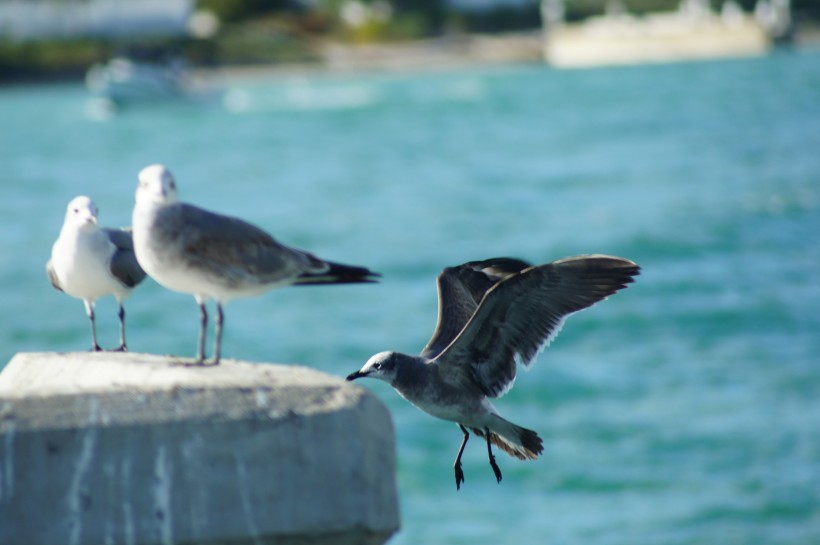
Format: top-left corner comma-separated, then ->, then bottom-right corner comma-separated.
132,164 -> 380,365
47,195 -> 146,351
347,255 -> 640,489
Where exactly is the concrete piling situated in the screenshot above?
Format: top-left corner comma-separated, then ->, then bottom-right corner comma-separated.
0,352 -> 399,545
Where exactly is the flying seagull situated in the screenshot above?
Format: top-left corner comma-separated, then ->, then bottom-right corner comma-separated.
347,255 -> 640,489
47,196 -> 146,351
132,164 -> 380,365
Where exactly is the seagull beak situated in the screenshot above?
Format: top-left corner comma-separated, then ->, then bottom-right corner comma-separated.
346,370 -> 366,381
81,212 -> 98,226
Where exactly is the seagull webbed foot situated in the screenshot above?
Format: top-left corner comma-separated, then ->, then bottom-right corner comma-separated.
454,461 -> 465,490
489,452 -> 503,484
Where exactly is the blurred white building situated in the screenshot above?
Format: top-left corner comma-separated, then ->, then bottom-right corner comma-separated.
0,0 -> 193,40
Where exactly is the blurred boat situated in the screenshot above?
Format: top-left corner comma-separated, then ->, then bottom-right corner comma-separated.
86,56 -> 189,105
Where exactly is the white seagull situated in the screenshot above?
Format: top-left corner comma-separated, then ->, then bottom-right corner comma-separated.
132,164 -> 380,365
47,196 -> 146,352
347,255 -> 640,489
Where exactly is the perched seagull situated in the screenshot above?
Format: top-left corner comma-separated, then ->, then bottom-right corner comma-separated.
47,196 -> 146,352
132,164 -> 380,365
347,255 -> 640,490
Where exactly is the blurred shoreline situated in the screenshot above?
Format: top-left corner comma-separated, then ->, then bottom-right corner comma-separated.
4,25 -> 820,88
205,27 -> 820,86
198,26 -> 820,87
193,31 -> 544,84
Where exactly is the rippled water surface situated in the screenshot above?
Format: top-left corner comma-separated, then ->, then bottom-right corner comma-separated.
2,48 -> 819,544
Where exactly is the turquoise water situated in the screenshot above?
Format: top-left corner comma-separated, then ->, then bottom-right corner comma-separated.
3,48 -> 820,544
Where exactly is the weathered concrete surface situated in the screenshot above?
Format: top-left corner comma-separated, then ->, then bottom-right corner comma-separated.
0,352 -> 399,545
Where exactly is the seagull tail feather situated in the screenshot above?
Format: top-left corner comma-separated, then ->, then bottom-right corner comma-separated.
474,416 -> 543,461
294,260 -> 380,285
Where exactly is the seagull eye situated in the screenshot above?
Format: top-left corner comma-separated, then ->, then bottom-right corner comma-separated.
373,362 -> 383,370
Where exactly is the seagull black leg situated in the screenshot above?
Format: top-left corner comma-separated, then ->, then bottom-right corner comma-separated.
212,303 -> 224,365
196,300 -> 208,364
113,303 -> 128,352
454,424 -> 470,490
485,427 -> 502,484
84,301 -> 102,352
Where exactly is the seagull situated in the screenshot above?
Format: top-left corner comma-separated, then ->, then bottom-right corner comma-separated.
347,255 -> 640,490
132,164 -> 380,365
47,196 -> 146,352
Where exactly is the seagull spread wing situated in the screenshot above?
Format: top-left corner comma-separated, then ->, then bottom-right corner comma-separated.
432,255 -> 640,398
421,257 -> 532,359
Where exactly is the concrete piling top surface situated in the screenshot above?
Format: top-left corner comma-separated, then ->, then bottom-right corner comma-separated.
0,351 -> 345,396
0,352 -> 374,430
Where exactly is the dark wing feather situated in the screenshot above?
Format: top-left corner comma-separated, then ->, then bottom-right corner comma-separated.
433,255 -> 640,398
421,257 -> 532,359
104,228 -> 147,288
293,259 -> 380,285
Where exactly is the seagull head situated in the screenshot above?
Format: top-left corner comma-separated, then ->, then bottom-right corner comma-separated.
137,164 -> 179,207
63,196 -> 99,232
346,351 -> 400,384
